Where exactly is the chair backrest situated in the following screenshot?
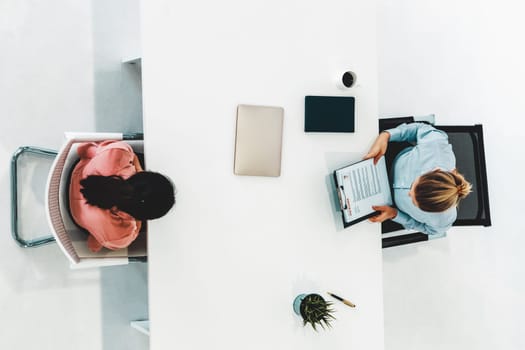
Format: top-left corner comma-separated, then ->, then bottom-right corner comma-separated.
435,125 -> 491,227
45,132 -> 146,268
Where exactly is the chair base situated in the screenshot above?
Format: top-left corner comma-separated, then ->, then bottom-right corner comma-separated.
11,146 -> 58,248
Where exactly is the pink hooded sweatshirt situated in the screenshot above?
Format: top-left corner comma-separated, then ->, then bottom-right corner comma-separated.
69,141 -> 142,252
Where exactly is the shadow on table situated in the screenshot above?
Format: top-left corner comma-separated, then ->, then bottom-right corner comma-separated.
324,152 -> 362,232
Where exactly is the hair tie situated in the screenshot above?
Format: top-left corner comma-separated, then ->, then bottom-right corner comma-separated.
457,185 -> 462,193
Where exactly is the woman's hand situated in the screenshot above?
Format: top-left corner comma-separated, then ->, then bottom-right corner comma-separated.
133,154 -> 143,172
368,205 -> 397,223
364,131 -> 390,164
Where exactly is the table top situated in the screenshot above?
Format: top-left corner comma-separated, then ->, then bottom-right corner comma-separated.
141,0 -> 383,349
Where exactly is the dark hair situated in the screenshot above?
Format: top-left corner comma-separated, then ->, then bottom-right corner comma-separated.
80,171 -> 175,220
415,169 -> 471,212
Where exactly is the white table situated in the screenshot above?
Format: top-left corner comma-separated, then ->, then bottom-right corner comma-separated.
141,0 -> 383,349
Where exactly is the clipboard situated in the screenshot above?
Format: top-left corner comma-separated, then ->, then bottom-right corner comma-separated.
333,157 -> 392,228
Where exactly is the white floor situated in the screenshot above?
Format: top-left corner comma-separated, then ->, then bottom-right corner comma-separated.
0,1 -> 148,349
379,0 -> 525,349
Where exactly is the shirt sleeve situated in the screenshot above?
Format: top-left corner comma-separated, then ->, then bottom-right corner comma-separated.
80,203 -> 142,252
77,142 -> 98,159
103,222 -> 142,250
386,122 -> 448,145
392,210 -> 448,238
88,234 -> 104,253
89,148 -> 136,178
86,218 -> 141,252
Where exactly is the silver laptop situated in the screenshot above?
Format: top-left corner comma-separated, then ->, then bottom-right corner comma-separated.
234,104 -> 284,177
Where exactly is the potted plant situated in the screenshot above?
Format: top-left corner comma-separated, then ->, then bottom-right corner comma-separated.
293,293 -> 336,331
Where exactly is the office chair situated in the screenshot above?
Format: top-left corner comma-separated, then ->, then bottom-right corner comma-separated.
379,117 -> 491,248
11,132 -> 147,268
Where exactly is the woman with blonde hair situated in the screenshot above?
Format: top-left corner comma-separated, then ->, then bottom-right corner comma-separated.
364,122 -> 471,237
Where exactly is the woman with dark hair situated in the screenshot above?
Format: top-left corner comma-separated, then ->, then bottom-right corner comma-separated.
364,122 -> 471,237
69,141 -> 175,252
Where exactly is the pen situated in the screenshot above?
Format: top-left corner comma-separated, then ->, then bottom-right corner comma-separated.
327,292 -> 356,308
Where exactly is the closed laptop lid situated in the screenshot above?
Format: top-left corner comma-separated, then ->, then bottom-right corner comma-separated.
234,104 -> 284,177
304,96 -> 355,132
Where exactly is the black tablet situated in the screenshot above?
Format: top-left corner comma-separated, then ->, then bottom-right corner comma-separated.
304,96 -> 355,132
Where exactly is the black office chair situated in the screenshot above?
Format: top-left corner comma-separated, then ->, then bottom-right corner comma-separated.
379,117 -> 491,248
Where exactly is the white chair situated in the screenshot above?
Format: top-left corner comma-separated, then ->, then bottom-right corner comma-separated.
11,132 -> 147,268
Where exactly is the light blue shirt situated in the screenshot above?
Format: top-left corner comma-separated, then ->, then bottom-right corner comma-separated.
386,123 -> 457,238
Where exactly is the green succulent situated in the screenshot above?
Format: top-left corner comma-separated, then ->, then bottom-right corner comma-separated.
299,293 -> 336,331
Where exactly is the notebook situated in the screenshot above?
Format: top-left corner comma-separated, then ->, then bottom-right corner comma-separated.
333,157 -> 392,227
305,96 -> 355,132
234,104 -> 284,177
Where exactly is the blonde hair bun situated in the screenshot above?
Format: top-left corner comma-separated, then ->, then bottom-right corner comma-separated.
415,169 -> 472,212
453,173 -> 472,199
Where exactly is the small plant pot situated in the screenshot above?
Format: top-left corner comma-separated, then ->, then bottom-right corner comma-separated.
293,293 -> 307,315
293,293 -> 336,331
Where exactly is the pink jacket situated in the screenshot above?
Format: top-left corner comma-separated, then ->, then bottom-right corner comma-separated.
69,141 -> 142,252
